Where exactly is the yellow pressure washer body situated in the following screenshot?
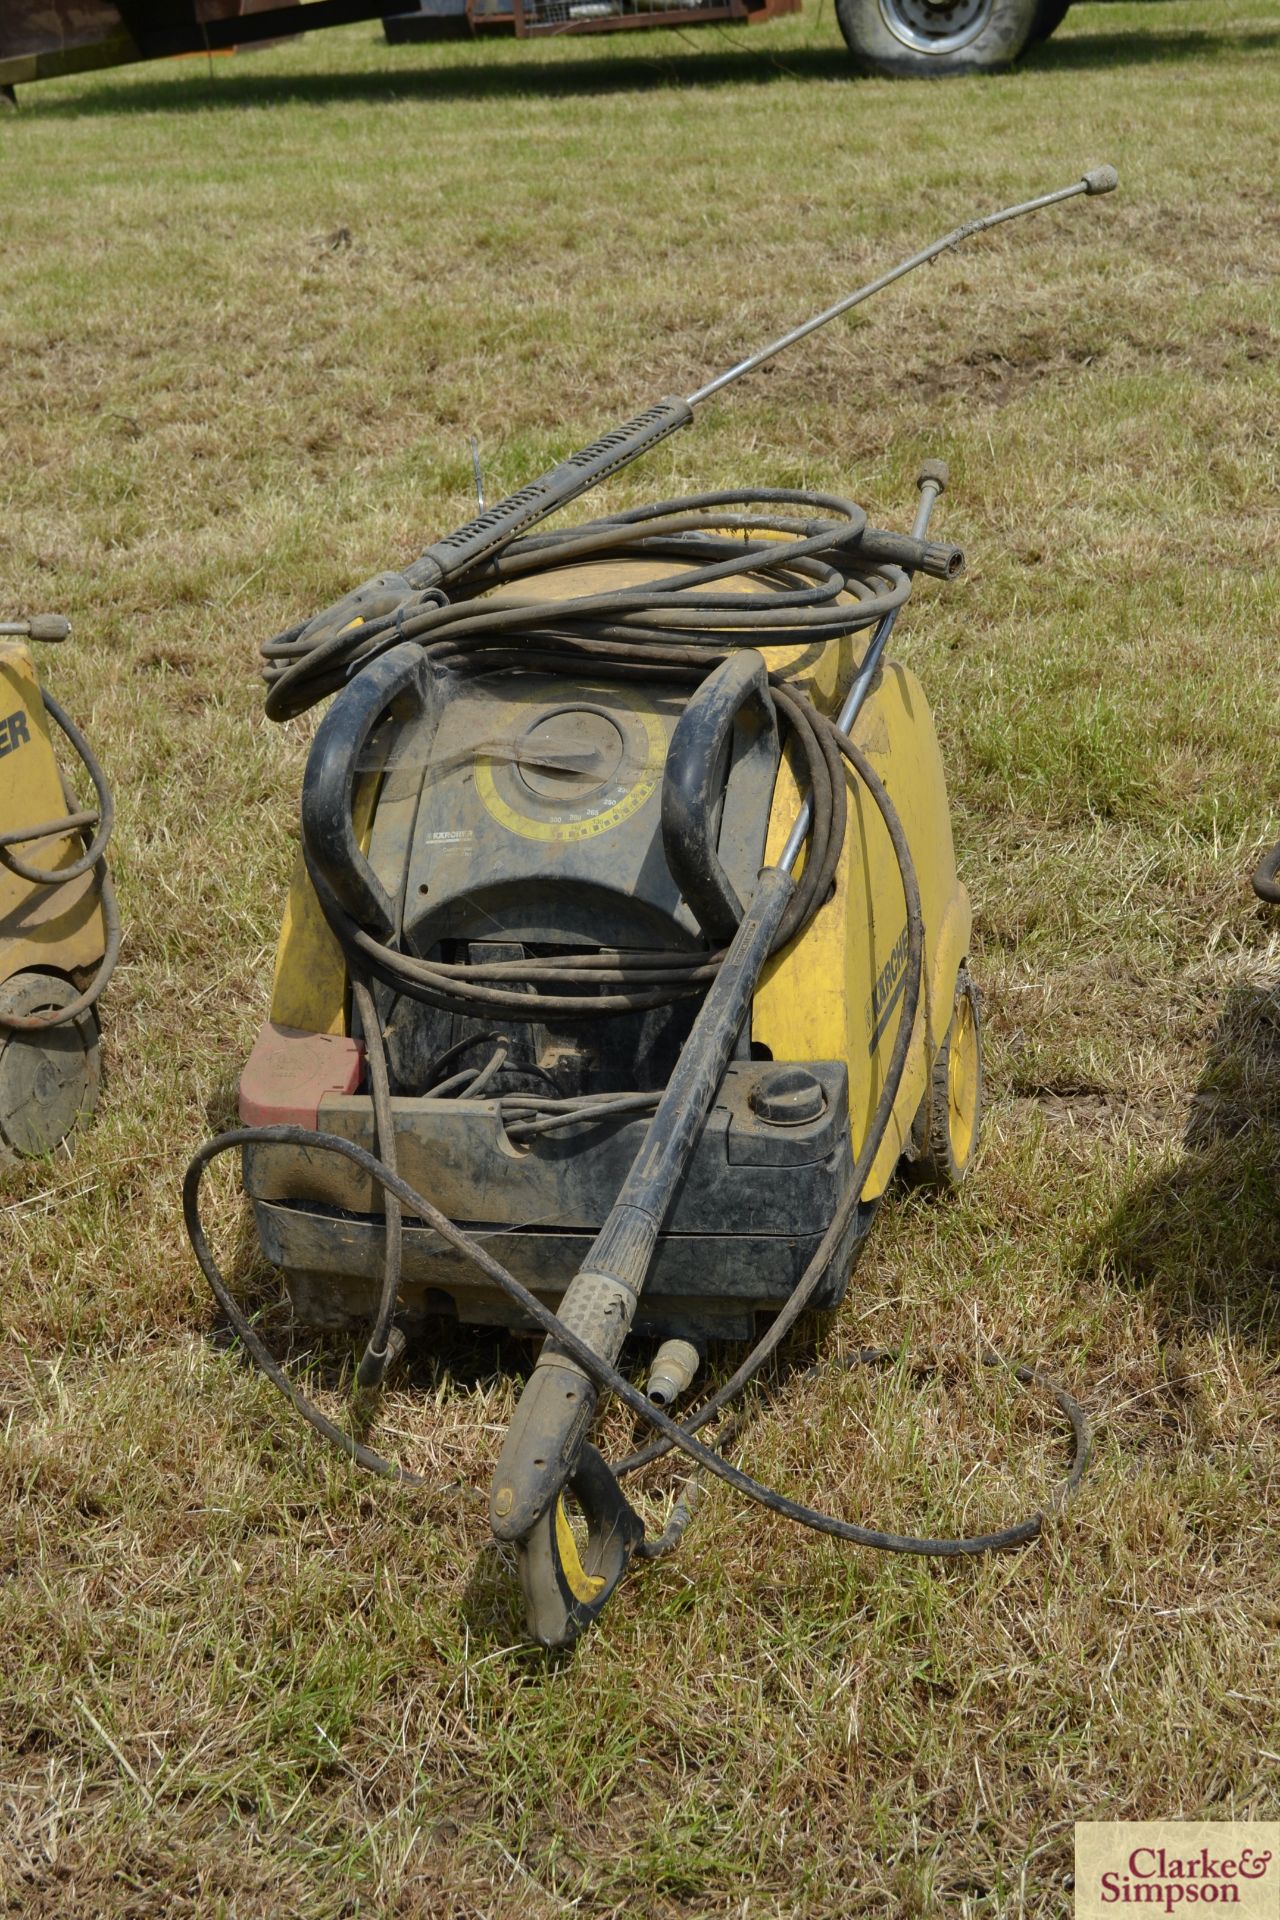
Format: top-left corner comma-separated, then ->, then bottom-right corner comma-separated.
0,619 -> 116,1164
243,549 -> 980,1339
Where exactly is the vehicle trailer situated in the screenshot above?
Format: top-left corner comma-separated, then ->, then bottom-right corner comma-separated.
0,0 -> 1072,95
386,0 -> 1067,68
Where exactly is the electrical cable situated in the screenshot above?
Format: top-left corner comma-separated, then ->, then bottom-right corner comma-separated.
0,689 -> 113,883
186,1116 -> 1089,1557
418,1029 -> 509,1092
351,977 -> 403,1394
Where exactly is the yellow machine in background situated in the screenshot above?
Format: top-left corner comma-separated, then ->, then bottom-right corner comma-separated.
0,617 -> 117,1163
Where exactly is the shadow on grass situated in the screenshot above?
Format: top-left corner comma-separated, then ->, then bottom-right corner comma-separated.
459,1538 -> 546,1650
190,1134 -> 548,1650
23,22 -> 1280,117
1020,21 -> 1280,70
1085,979 -> 1280,1351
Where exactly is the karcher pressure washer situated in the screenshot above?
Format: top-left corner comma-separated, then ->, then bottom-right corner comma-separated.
0,615 -> 117,1164
187,171 -> 1114,1648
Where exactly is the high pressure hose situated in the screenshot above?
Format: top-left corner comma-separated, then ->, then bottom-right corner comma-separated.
259,493 -> 944,726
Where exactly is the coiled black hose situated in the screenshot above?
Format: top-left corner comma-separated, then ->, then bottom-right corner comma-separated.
272,493 -> 925,1021
187,1119 -> 1088,1564
260,491 -> 928,723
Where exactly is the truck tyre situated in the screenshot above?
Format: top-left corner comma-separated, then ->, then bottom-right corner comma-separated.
1029,0 -> 1070,39
836,0 -> 1039,75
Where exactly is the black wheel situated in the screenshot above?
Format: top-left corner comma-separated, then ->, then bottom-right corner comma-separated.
835,0 -> 1038,75
909,967 -> 983,1189
1029,0 -> 1070,40
0,972 -> 101,1166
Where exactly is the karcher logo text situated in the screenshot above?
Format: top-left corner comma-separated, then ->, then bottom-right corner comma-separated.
0,709 -> 31,760
866,922 -> 910,1054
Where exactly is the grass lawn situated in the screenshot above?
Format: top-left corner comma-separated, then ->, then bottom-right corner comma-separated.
2,3 -> 1279,1912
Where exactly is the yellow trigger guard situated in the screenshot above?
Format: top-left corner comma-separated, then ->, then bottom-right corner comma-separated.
516,1445 -> 645,1650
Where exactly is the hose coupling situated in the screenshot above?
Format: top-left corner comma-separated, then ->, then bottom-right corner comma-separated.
646,1339 -> 701,1410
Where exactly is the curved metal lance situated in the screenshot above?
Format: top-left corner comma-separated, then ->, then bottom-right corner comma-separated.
260,167 -> 1117,724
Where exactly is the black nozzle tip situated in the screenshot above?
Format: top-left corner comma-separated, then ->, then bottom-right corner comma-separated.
354,1325 -> 406,1394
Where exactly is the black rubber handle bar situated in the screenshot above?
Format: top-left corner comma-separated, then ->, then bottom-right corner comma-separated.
661,650 -> 780,944
409,396 -> 694,592
276,399 -> 694,703
300,640 -> 430,939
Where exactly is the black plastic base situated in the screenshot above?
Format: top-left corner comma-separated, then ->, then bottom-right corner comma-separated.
253,1198 -> 875,1344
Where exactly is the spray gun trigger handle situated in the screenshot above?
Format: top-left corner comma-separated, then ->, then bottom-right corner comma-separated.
516,1445 -> 645,1651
